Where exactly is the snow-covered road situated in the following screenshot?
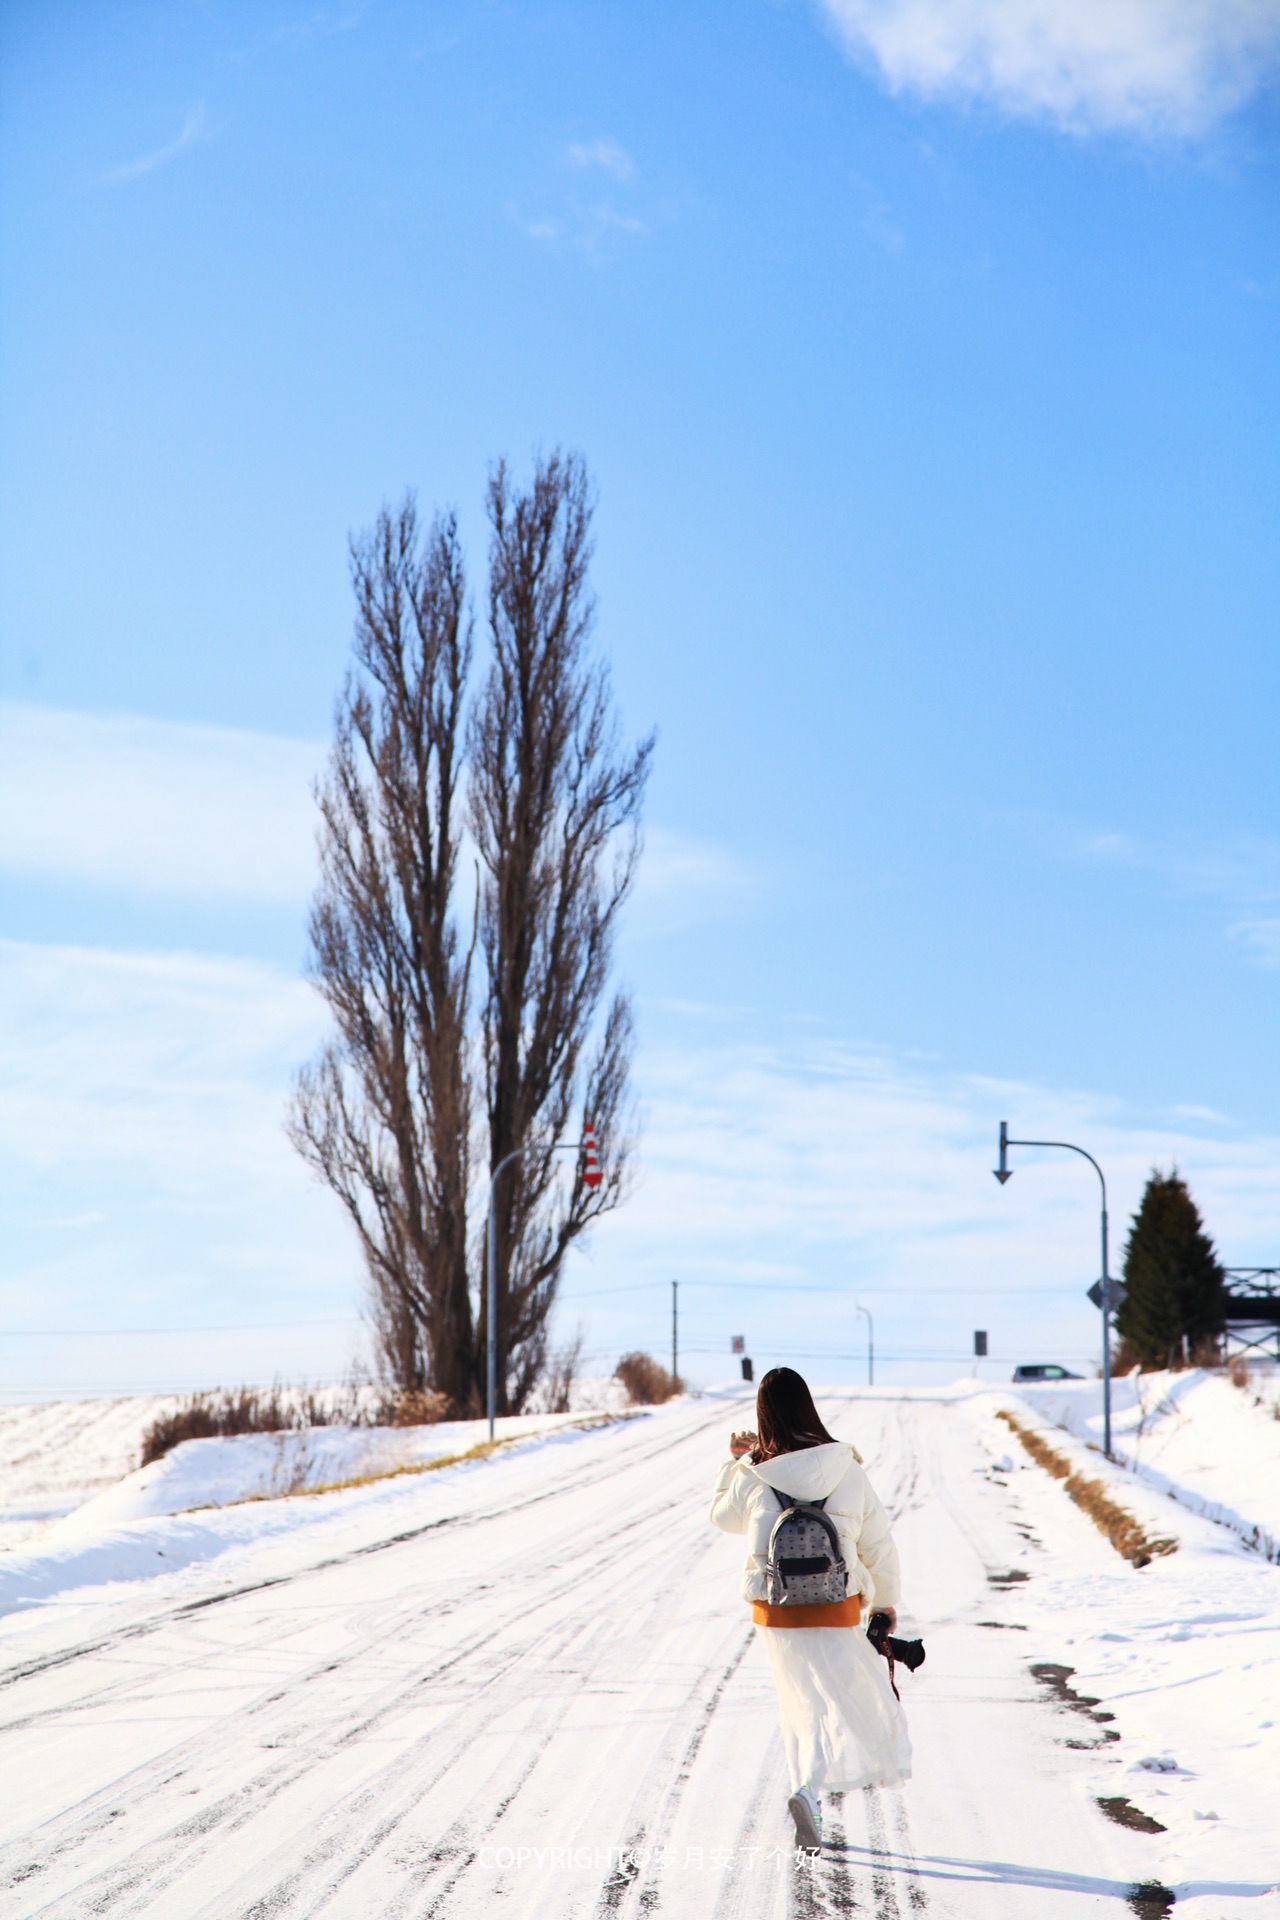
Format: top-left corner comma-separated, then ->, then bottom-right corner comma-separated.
1,1390 -> 1276,1918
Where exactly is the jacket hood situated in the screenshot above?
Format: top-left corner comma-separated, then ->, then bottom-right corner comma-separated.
749,1441 -> 858,1501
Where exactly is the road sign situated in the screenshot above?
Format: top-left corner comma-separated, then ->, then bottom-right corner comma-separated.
974,1331 -> 988,1357
581,1125 -> 602,1189
1087,1279 -> 1128,1312
731,1335 -> 745,1354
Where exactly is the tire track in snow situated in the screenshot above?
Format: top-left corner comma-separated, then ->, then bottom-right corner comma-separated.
2,1403 -> 748,1917
230,1526 -> 734,1920
6,1520 -> 685,1913
862,1789 -> 903,1919
809,1402 -> 930,1920
7,1529 -> 599,1901
598,1624 -> 755,1917
0,1405 -> 737,1752
0,1407 -> 732,1701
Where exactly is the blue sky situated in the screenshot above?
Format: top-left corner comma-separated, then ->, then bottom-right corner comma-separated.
1,1 -> 1278,1398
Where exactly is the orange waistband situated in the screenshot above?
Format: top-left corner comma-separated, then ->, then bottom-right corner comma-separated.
751,1595 -> 863,1629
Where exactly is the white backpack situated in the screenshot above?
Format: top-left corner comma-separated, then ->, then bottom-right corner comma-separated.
764,1488 -> 848,1605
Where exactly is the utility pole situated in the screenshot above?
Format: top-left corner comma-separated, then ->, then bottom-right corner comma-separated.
672,1280 -> 679,1385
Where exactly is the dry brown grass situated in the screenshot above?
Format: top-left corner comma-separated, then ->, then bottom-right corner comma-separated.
996,1410 -> 1178,1568
614,1352 -> 681,1405
1229,1354 -> 1250,1390
140,1383 -> 452,1467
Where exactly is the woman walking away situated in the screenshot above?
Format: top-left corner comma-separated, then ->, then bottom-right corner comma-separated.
710,1367 -> 911,1854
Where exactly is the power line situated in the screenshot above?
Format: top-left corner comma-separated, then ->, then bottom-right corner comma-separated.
561,1279 -> 1084,1299
0,1319 -> 358,1338
0,1276 -> 1094,1338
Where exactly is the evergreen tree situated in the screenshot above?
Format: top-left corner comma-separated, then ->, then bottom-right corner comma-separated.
1115,1170 -> 1224,1368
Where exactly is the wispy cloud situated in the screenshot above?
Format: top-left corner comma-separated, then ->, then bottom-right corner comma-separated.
572,1021 -> 1280,1377
513,136 -> 646,258
1006,812 -> 1280,974
270,6 -> 365,50
1233,917 -> 1280,969
851,173 -> 907,252
567,137 -> 638,183
6,939 -> 1277,1392
628,827 -> 758,938
513,199 -> 646,258
1017,810 -> 1280,895
0,936 -> 360,1394
817,0 -> 1280,137
0,703 -> 322,903
100,103 -> 211,187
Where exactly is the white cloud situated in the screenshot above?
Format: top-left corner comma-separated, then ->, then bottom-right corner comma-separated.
100,103 -> 211,186
1009,813 -> 1280,972
0,938 -> 358,1394
817,0 -> 1280,135
514,138 -> 644,258
0,703 -> 322,903
1062,821 -> 1280,898
628,826 -> 757,937
1233,917 -> 1280,968
566,138 -> 638,182
516,200 -> 647,255
3,939 -> 1277,1395
571,1026 -> 1280,1380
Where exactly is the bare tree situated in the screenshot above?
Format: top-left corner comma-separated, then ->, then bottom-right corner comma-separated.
288,499 -> 476,1406
470,451 -> 654,1412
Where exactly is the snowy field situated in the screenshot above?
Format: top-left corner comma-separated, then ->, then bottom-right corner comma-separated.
0,1381 -> 1277,1917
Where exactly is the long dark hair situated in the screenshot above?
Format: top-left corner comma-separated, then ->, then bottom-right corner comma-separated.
753,1367 -> 835,1461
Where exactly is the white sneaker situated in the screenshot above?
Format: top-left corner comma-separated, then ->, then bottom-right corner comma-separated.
788,1784 -> 822,1853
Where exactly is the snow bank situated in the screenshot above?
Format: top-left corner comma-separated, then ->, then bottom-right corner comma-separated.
0,1394 -> 185,1551
1015,1368 -> 1280,1562
0,1410 -> 639,1619
55,1412 -> 586,1530
0,1377 -> 633,1558
954,1387 -> 1280,1909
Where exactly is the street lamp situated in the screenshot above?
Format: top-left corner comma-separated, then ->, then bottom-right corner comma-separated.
855,1302 -> 874,1387
993,1120 -> 1121,1458
487,1127 -> 601,1441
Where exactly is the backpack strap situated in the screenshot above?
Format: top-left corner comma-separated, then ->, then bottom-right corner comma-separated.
774,1489 -> 827,1511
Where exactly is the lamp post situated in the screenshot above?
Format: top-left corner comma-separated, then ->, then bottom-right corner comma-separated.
855,1301 -> 874,1388
487,1127 -> 600,1441
994,1120 -> 1115,1458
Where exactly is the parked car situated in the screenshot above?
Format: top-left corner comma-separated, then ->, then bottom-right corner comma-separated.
1012,1363 -> 1082,1383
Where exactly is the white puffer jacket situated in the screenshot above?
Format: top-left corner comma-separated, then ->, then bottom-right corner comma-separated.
709,1441 -> 901,1610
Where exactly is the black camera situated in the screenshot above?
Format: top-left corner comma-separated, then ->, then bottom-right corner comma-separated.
867,1610 -> 926,1674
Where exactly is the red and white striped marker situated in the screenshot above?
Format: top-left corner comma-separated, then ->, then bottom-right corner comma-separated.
581,1124 -> 602,1190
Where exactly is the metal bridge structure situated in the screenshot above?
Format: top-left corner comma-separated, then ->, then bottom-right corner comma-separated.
1222,1268 -> 1280,1360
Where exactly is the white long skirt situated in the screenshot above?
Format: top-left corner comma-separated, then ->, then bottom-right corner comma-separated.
759,1624 -> 912,1793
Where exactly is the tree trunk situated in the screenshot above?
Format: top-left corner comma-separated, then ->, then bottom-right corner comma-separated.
470,451 -> 653,1412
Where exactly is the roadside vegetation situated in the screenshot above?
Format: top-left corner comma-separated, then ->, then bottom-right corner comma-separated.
996,1409 -> 1178,1568
614,1352 -> 682,1405
1113,1169 -> 1225,1372
139,1383 -> 449,1467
